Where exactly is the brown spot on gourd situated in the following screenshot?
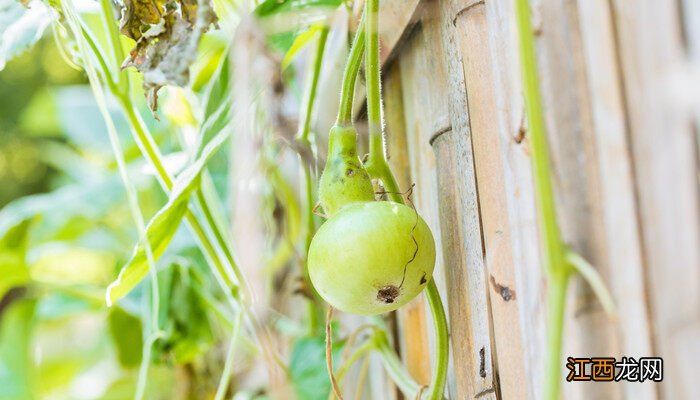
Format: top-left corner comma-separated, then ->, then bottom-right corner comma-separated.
419,273 -> 427,285
377,285 -> 399,304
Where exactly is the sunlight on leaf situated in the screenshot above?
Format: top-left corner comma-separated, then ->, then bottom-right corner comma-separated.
106,122 -> 232,306
0,0 -> 55,70
281,24 -> 322,70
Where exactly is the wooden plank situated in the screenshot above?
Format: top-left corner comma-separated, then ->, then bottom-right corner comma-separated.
451,3 -> 529,400
426,1 -> 500,398
528,0 -> 623,398
612,0 -> 700,398
574,1 -> 657,399
396,16 -> 454,399
384,61 -> 432,387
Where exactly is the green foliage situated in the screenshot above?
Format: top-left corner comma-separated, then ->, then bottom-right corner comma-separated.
0,299 -> 37,400
106,110 -> 232,305
0,0 -> 55,71
289,335 -> 344,400
0,220 -> 31,299
108,308 -> 144,368
254,0 -> 343,17
152,263 -> 214,364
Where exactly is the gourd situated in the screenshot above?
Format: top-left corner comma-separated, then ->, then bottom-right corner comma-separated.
308,201 -> 435,315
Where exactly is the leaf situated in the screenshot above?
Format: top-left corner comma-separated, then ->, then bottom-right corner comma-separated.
105,197 -> 189,307
196,55 -> 231,158
254,0 -> 341,36
0,220 -> 32,300
105,122 -> 232,305
289,336 -> 344,400
120,0 -> 219,111
108,308 -> 144,368
0,299 -> 36,400
0,0 -> 55,71
151,263 -> 213,364
254,0 -> 343,17
281,24 -> 322,70
0,175 -> 125,244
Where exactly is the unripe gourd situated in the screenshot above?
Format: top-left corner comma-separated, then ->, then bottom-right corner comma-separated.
311,124 -> 436,315
308,201 -> 436,315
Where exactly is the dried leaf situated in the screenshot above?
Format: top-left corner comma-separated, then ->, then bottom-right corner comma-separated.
119,0 -> 218,111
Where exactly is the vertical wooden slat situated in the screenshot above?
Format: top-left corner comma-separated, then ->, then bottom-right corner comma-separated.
528,0 -> 622,398
451,2 -> 529,399
392,10 -> 453,398
574,1 -> 657,399
396,16 -> 452,396
612,0 -> 700,398
431,1 -> 501,398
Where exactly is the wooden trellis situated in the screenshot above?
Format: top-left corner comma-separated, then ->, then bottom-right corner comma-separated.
351,0 -> 700,398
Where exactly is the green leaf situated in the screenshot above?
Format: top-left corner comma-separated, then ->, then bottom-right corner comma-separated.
105,121 -> 232,306
289,336 -> 344,400
254,0 -> 343,17
151,263 -> 213,364
196,55 -> 231,159
0,219 -> 32,299
105,196 -> 190,307
0,0 -> 55,71
254,0 -> 341,37
0,299 -> 37,400
108,308 -> 143,369
281,24 -> 322,70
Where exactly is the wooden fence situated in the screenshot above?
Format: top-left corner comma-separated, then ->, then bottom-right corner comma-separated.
350,0 -> 700,398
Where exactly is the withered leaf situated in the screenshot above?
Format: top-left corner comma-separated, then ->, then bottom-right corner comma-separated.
119,0 -> 217,112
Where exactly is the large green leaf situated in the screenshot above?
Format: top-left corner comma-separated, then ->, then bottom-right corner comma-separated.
254,0 -> 342,37
107,307 -> 143,369
196,55 -> 231,159
151,263 -> 213,364
0,299 -> 37,400
105,120 -> 232,306
0,219 -> 31,299
0,0 -> 55,71
255,0 -> 343,17
281,24 -> 323,70
289,335 -> 344,400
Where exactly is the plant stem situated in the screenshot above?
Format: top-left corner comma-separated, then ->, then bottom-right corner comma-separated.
515,1 -> 571,399
336,14 -> 366,126
98,0 -> 129,96
297,26 -> 329,334
374,331 -> 421,397
365,0 -> 382,144
299,26 -> 330,142
544,271 -> 568,400
362,2 -> 449,397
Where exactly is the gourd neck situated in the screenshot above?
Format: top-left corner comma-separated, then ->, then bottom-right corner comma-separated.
327,125 -> 359,159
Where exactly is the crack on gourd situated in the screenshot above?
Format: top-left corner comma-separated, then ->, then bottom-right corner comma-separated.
372,183 -> 420,290
398,184 -> 419,289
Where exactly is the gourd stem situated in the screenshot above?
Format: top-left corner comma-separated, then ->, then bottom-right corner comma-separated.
298,26 -> 330,333
336,13 -> 366,126
99,0 -> 129,96
361,1 -> 449,397
298,26 -> 330,142
515,0 -> 571,398
365,0 -> 382,134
